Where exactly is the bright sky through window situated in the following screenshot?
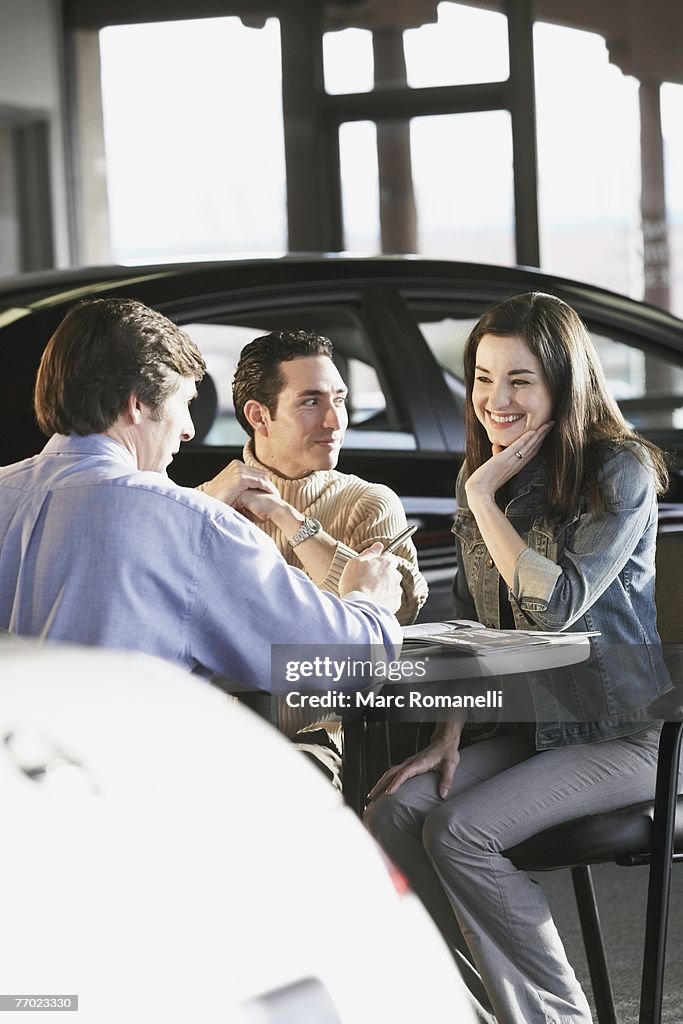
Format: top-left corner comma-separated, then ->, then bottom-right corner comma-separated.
98,2 -> 683,315
99,17 -> 287,262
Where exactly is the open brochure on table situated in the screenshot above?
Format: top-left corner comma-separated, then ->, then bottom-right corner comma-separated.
402,620 -> 600,656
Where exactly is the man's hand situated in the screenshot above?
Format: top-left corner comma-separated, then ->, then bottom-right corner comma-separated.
238,487 -> 288,523
238,491 -> 339,586
367,717 -> 466,801
339,542 -> 402,613
202,460 -> 277,507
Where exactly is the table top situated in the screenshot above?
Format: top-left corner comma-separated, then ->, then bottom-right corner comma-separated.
400,621 -> 591,681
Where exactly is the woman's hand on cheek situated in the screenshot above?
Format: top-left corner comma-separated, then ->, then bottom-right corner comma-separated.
466,422 -> 554,501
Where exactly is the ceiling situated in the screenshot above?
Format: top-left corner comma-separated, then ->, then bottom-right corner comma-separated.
64,0 -> 683,85
328,0 -> 683,84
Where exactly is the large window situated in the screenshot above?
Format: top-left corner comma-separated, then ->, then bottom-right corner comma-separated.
337,109 -> 514,263
323,3 -> 507,94
403,1 -> 508,88
89,3 -> 683,328
534,23 -> 641,298
661,83 -> 683,318
410,111 -> 515,264
323,28 -> 374,95
339,122 -> 381,253
326,3 -> 513,264
99,17 -> 286,263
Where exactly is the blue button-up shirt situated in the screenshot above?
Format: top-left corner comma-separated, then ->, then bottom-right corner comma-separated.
0,434 -> 401,689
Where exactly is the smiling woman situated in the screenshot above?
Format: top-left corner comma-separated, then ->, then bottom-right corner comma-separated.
462,291 -> 668,517
365,291 -> 676,1024
472,334 -> 554,447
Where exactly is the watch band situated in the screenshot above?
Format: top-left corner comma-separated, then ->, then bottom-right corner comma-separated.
289,516 -> 322,548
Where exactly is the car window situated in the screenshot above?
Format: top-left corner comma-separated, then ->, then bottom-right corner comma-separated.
412,311 -> 474,380
590,332 -> 683,432
412,304 -> 683,435
407,309 -> 472,419
182,306 -> 416,449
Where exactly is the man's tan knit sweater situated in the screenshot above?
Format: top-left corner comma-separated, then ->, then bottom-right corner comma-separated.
242,441 -> 428,736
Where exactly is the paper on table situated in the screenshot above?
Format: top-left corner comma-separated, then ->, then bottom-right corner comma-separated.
402,619 -> 483,639
517,630 -> 600,641
402,622 -> 600,656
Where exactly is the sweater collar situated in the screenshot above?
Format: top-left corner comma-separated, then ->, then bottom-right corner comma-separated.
242,439 -> 337,488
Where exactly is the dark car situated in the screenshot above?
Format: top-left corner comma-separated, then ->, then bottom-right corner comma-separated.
2,255 -> 682,618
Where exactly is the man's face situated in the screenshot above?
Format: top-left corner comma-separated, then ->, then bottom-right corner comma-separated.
256,355 -> 348,479
136,374 -> 197,473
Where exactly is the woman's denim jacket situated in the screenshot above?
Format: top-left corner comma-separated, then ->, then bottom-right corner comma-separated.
452,443 -> 672,749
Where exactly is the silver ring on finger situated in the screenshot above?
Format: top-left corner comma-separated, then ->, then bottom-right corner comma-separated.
514,450 -> 524,460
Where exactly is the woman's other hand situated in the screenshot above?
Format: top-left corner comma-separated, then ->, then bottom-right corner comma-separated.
367,717 -> 466,801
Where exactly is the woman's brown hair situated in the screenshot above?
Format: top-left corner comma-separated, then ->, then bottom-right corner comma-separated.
462,292 -> 669,517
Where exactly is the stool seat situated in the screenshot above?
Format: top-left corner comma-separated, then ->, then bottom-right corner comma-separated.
508,795 -> 683,871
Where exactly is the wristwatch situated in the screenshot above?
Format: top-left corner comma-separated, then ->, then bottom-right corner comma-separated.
289,516 -> 322,548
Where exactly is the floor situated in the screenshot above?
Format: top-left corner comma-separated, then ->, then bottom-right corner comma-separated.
539,862 -> 683,1023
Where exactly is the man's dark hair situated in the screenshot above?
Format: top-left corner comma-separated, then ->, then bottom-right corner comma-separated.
34,298 -> 206,436
232,329 -> 334,438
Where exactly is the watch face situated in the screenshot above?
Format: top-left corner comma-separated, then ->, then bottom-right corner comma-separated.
302,518 -> 321,539
290,517 -> 322,548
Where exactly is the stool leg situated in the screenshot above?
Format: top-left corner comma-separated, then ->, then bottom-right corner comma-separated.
638,721 -> 683,1024
342,721 -> 366,818
571,865 -> 618,1024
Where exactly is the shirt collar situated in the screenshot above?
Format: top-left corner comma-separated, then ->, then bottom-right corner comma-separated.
43,433 -> 137,468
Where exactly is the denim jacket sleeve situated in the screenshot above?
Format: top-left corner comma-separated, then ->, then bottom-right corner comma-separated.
453,534 -> 478,620
511,446 -> 658,630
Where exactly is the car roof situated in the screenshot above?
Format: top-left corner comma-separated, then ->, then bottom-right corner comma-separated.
2,254 -> 681,356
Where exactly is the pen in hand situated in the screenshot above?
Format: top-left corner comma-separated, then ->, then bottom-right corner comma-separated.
382,524 -> 417,553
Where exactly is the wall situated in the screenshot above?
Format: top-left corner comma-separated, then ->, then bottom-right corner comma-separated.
0,0 -> 71,269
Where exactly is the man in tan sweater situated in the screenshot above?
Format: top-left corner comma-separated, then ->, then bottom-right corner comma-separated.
202,330 -> 428,785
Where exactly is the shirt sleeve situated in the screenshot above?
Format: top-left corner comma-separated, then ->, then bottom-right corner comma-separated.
510,447 -> 658,630
186,501 -> 403,691
317,483 -> 429,626
452,466 -> 478,621
453,535 -> 479,620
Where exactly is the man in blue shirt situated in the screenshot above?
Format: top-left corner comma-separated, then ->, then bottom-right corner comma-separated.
0,298 -> 402,690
